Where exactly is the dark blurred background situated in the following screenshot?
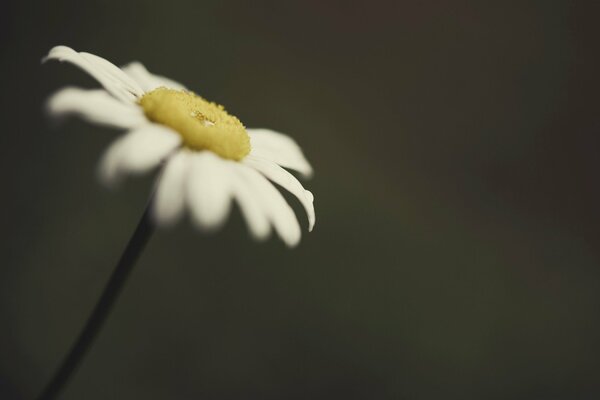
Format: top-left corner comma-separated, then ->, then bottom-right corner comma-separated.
1,0 -> 600,399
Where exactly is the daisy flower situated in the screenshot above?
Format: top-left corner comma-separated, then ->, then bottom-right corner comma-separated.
44,46 -> 315,247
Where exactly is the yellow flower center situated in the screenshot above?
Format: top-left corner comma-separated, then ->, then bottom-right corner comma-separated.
139,87 -> 250,160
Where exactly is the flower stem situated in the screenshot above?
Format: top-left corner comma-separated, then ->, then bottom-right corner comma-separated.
37,203 -> 155,400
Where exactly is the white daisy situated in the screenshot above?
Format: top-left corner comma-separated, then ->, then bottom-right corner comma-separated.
44,46 -> 315,247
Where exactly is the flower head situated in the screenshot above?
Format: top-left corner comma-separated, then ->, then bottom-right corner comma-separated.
44,46 -> 315,247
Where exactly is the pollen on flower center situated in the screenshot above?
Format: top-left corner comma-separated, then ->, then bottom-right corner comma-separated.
139,88 -> 250,160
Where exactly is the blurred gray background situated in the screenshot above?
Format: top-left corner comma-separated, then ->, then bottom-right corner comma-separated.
1,0 -> 600,399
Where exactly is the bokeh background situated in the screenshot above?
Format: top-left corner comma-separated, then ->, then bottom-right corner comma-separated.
2,1 -> 600,399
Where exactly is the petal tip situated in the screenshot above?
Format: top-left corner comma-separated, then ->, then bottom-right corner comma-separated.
42,45 -> 74,63
284,235 -> 301,248
97,169 -> 121,190
301,164 -> 314,179
150,203 -> 180,229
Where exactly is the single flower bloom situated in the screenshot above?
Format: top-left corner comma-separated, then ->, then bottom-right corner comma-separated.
44,46 -> 315,247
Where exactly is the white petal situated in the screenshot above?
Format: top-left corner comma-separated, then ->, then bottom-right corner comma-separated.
152,150 -> 190,227
228,163 -> 271,241
186,152 -> 233,231
98,124 -> 181,186
235,164 -> 301,247
47,87 -> 147,129
248,128 -> 313,178
243,155 -> 315,231
43,46 -> 143,103
121,62 -> 187,92
79,52 -> 145,95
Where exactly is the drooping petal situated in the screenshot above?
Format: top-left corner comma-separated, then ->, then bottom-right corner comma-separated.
243,155 -> 315,231
235,163 -> 301,247
79,52 -> 145,95
152,150 -> 190,227
98,124 -> 181,186
228,163 -> 271,241
47,87 -> 147,129
248,128 -> 313,178
121,62 -> 187,92
186,152 -> 233,231
43,46 -> 143,103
